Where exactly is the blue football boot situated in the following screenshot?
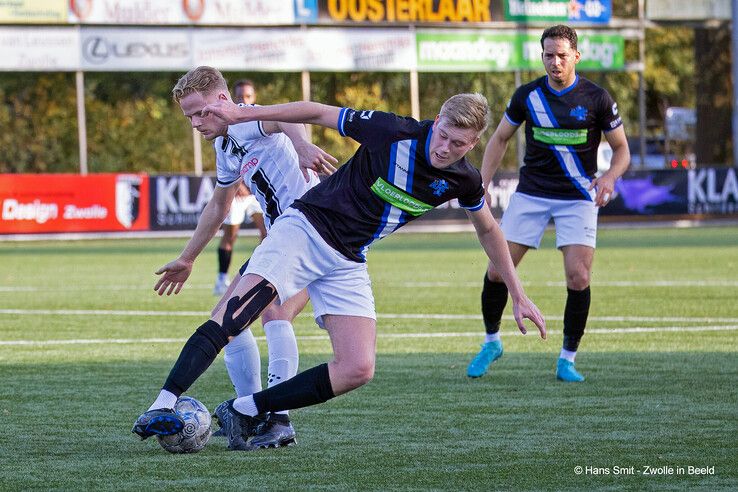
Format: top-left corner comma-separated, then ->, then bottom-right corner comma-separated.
132,408 -> 184,440
466,340 -> 503,378
556,358 -> 585,382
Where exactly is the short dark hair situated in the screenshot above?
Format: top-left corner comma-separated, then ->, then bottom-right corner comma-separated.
540,25 -> 578,51
232,79 -> 254,90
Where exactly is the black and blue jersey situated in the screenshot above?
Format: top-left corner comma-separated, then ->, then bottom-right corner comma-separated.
292,108 -> 484,262
505,75 -> 622,201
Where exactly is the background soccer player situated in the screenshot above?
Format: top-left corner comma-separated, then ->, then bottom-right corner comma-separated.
134,91 -> 547,450
214,183 -> 266,296
214,79 -> 263,296
466,25 -> 630,382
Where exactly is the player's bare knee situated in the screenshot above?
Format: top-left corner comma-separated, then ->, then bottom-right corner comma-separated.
486,269 -> 504,283
343,359 -> 375,389
260,303 -> 293,324
260,304 -> 279,324
566,270 -> 590,291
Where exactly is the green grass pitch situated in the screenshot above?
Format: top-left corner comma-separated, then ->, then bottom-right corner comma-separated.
0,226 -> 736,490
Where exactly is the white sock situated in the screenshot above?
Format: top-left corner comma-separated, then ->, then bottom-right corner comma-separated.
148,389 -> 178,411
484,333 -> 501,344
264,320 -> 299,416
560,348 -> 577,362
217,272 -> 228,283
233,395 -> 259,417
224,330 -> 262,397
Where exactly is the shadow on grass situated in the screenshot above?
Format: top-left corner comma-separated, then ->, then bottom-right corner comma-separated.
0,352 -> 736,491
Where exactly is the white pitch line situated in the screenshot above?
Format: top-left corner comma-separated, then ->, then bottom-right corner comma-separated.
403,280 -> 738,288
0,285 -> 213,292
2,308 -> 738,324
2,279 -> 737,293
1,325 -> 737,346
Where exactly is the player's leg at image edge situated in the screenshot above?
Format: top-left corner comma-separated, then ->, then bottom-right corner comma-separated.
467,275 -> 507,378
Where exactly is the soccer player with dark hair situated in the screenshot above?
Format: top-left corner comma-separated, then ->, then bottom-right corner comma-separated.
134,91 -> 547,450
466,25 -> 630,382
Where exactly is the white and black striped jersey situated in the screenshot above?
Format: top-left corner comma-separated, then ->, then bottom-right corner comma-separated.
505,75 -> 622,201
292,108 -> 485,263
214,117 -> 319,230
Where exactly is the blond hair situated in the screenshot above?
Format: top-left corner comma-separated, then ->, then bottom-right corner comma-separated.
439,93 -> 490,134
172,66 -> 229,103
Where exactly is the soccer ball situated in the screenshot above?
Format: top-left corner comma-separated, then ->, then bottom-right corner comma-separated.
156,396 -> 212,454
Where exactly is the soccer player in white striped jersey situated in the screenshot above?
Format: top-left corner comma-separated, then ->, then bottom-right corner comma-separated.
133,66 -> 336,448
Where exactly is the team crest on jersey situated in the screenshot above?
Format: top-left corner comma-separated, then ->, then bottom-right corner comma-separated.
429,179 -> 449,197
224,135 -> 248,160
570,106 -> 588,121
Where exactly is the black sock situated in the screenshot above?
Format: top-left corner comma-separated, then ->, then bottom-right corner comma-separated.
218,248 -> 232,274
163,320 -> 229,396
482,274 -> 508,334
563,287 -> 591,352
253,363 -> 335,414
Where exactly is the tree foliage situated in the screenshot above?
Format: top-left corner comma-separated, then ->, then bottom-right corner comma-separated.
0,21 -> 721,173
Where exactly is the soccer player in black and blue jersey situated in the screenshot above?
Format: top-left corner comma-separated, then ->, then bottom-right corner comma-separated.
467,25 -> 630,382
135,92 -> 547,450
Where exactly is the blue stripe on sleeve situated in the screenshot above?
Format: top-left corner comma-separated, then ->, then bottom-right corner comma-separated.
337,108 -> 349,137
504,112 -> 521,126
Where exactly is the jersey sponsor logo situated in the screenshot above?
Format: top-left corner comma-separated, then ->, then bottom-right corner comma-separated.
612,102 -> 619,115
240,157 -> 259,176
532,127 -> 587,145
569,105 -> 588,121
370,177 -> 433,216
359,110 -> 375,120
429,178 -> 449,196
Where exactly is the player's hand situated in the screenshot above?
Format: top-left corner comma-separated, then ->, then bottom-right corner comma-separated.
154,258 -> 194,296
202,100 -> 252,125
293,141 -> 338,182
589,173 -> 616,208
512,295 -> 547,339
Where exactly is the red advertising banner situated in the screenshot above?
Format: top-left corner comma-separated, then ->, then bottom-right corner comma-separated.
0,173 -> 149,234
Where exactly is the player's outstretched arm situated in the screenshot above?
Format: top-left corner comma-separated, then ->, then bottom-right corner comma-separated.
466,206 -> 547,339
263,121 -> 338,181
203,100 -> 342,131
153,184 -> 238,296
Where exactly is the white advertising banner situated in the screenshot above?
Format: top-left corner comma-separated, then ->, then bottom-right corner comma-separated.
304,29 -> 415,71
194,28 -> 415,71
193,29 -> 307,71
0,27 -> 80,71
80,28 -> 191,71
69,0 -> 296,25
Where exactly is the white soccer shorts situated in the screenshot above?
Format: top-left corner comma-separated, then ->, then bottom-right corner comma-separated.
243,208 -> 376,328
223,194 -> 262,226
500,192 -> 598,249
